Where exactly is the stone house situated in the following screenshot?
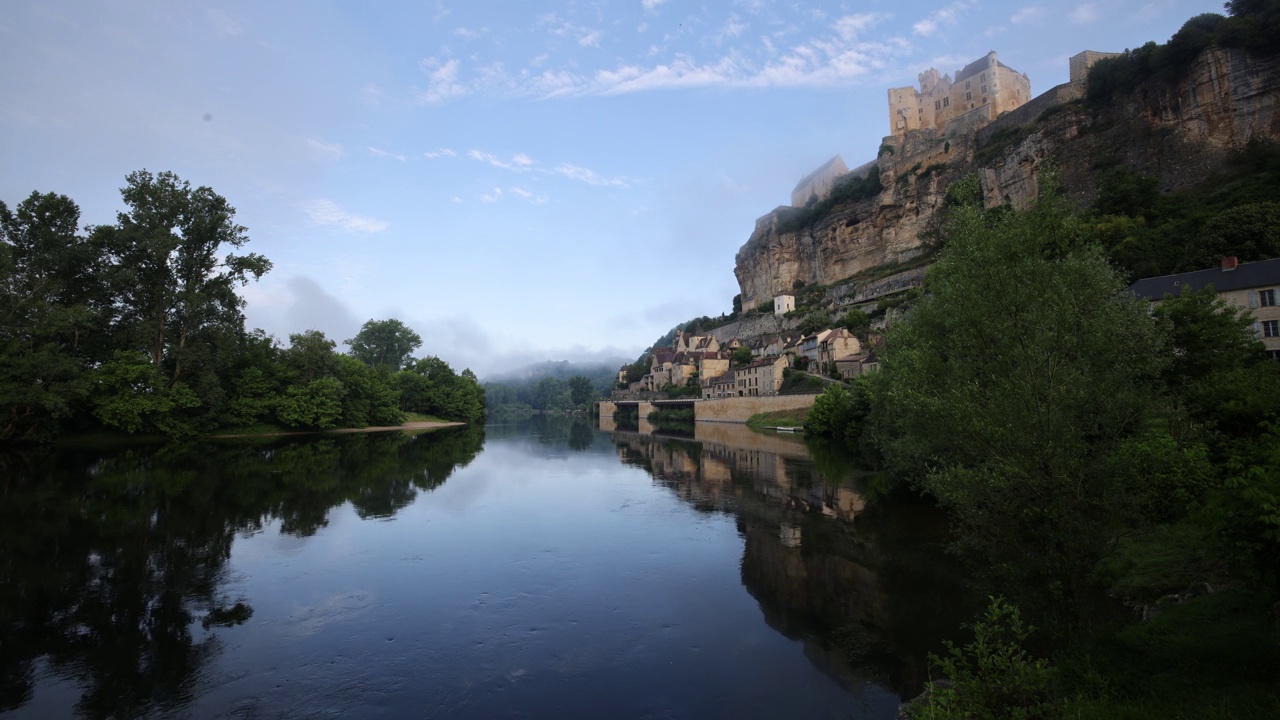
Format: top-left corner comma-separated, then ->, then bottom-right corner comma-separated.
703,371 -> 738,400
791,155 -> 849,207
774,294 -> 796,316
1128,257 -> 1280,359
817,328 -> 862,366
733,355 -> 788,397
887,51 -> 1031,136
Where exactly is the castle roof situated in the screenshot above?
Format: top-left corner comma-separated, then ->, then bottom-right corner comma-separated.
954,52 -> 1018,83
792,155 -> 848,194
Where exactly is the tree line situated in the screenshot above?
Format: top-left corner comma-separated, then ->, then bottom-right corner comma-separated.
1,171 -> 485,443
805,172 -> 1280,717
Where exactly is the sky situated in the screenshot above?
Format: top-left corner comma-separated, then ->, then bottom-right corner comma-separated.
0,0 -> 1226,377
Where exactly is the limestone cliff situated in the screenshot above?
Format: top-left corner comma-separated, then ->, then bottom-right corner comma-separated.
734,46 -> 1280,310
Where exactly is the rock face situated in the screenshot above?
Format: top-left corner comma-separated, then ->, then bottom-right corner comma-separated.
734,46 -> 1280,310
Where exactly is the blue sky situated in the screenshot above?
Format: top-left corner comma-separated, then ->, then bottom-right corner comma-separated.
0,0 -> 1224,376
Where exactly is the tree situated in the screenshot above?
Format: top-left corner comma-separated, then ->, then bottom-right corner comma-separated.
94,171 -> 271,392
876,178 -> 1171,617
0,193 -> 103,441
345,318 -> 422,371
569,375 -> 594,406
798,311 -> 828,335
730,347 -> 754,366
839,308 -> 871,338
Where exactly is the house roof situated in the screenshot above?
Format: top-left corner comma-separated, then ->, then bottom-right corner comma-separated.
1127,258 -> 1280,300
792,155 -> 847,194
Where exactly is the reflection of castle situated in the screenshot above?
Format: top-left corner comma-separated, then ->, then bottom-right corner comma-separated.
888,51 -> 1030,136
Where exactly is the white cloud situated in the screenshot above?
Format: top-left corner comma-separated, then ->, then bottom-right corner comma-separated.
301,199 -> 390,233
642,0 -> 668,11
206,8 -> 242,36
913,1 -> 972,37
578,30 -> 602,47
452,26 -> 486,39
1069,3 -> 1099,25
468,149 -> 535,172
366,146 -> 407,162
553,163 -> 630,187
451,196 -> 464,204
716,15 -> 748,42
1011,6 -> 1045,25
306,138 -> 345,161
424,148 -> 457,159
417,57 -> 469,104
509,186 -> 549,204
480,188 -> 503,202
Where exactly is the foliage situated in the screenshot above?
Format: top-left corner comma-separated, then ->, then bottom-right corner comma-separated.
876,177 -> 1172,614
569,375 -> 595,406
275,377 -> 343,429
730,346 -> 754,366
775,166 -> 883,235
345,318 -> 422,371
838,308 -> 871,338
1087,3 -> 1280,104
912,597 -> 1057,720
798,311 -> 829,336
803,375 -> 874,450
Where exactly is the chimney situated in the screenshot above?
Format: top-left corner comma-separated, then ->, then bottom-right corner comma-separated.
1222,256 -> 1239,271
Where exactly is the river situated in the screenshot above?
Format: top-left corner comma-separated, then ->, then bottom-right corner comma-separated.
0,418 -> 973,719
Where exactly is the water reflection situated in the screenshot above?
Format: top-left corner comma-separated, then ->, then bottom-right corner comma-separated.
0,427 -> 483,719
607,421 -> 974,697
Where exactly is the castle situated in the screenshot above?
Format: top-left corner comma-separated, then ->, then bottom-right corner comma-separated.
887,51 -> 1031,136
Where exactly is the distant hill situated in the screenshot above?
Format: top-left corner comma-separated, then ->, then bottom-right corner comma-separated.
484,359 -> 628,388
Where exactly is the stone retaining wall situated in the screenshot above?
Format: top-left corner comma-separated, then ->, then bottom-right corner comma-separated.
695,394 -> 818,423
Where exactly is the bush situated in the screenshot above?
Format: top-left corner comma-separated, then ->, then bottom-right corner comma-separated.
912,597 -> 1057,720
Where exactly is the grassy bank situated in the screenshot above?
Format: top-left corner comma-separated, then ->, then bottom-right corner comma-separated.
745,408 -> 809,430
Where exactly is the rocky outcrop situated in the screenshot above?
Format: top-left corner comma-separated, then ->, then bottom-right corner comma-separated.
734,46 -> 1280,309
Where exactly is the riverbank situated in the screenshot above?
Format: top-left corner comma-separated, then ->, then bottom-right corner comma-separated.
209,420 -> 465,439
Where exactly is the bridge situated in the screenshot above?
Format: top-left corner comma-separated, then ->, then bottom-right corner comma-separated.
596,394 -> 817,425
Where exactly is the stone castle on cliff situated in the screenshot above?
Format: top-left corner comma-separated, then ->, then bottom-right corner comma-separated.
888,51 -> 1031,136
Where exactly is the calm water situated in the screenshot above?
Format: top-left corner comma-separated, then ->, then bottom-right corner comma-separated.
1,419 -> 972,719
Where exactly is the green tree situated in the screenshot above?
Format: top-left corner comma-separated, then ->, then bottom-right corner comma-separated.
94,170 -> 271,392
0,193 -> 103,441
345,318 -> 422,371
798,311 -> 828,335
730,346 -> 754,366
876,179 -> 1169,616
838,308 -> 871,338
569,375 -> 594,406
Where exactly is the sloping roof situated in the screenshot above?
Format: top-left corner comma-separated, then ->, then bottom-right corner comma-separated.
954,52 -> 1018,83
792,155 -> 847,194
1128,258 -> 1280,300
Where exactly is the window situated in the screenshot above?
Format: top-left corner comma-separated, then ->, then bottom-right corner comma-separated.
1269,350 -> 1280,361
965,80 -> 970,90
981,85 -> 987,94
966,92 -> 972,101
943,97 -> 949,107
1261,289 -> 1277,307
1265,320 -> 1280,338
935,100 -> 941,110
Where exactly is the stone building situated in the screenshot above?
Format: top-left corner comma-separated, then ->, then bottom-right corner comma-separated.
790,155 -> 849,207
773,294 -> 795,316
887,51 -> 1031,136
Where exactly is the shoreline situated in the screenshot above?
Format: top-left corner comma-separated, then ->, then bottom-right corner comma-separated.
209,421 -> 466,440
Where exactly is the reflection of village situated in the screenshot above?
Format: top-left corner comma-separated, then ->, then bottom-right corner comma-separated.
602,420 -> 969,698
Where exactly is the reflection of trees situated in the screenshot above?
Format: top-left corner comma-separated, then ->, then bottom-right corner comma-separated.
609,428 -> 975,698
0,426 -> 484,718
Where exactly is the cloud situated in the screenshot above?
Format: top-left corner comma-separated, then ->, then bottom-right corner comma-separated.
452,26 -> 486,39
206,8 -> 242,36
1069,3 -> 1099,25
642,0 -> 668,11
509,186 -> 549,204
306,138 -> 345,161
578,30 -> 602,47
468,149 -> 536,172
301,199 -> 390,233
553,163 -> 631,187
424,148 -> 457,159
480,188 -> 503,202
913,1 -> 972,37
366,146 -> 407,162
417,57 -> 469,104
1011,6 -> 1045,25
241,275 -> 362,346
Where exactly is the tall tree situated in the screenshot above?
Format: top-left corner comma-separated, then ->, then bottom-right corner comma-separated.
93,170 -> 271,394
876,179 -> 1172,618
568,375 -> 594,406
0,193 -> 103,441
345,319 -> 422,371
